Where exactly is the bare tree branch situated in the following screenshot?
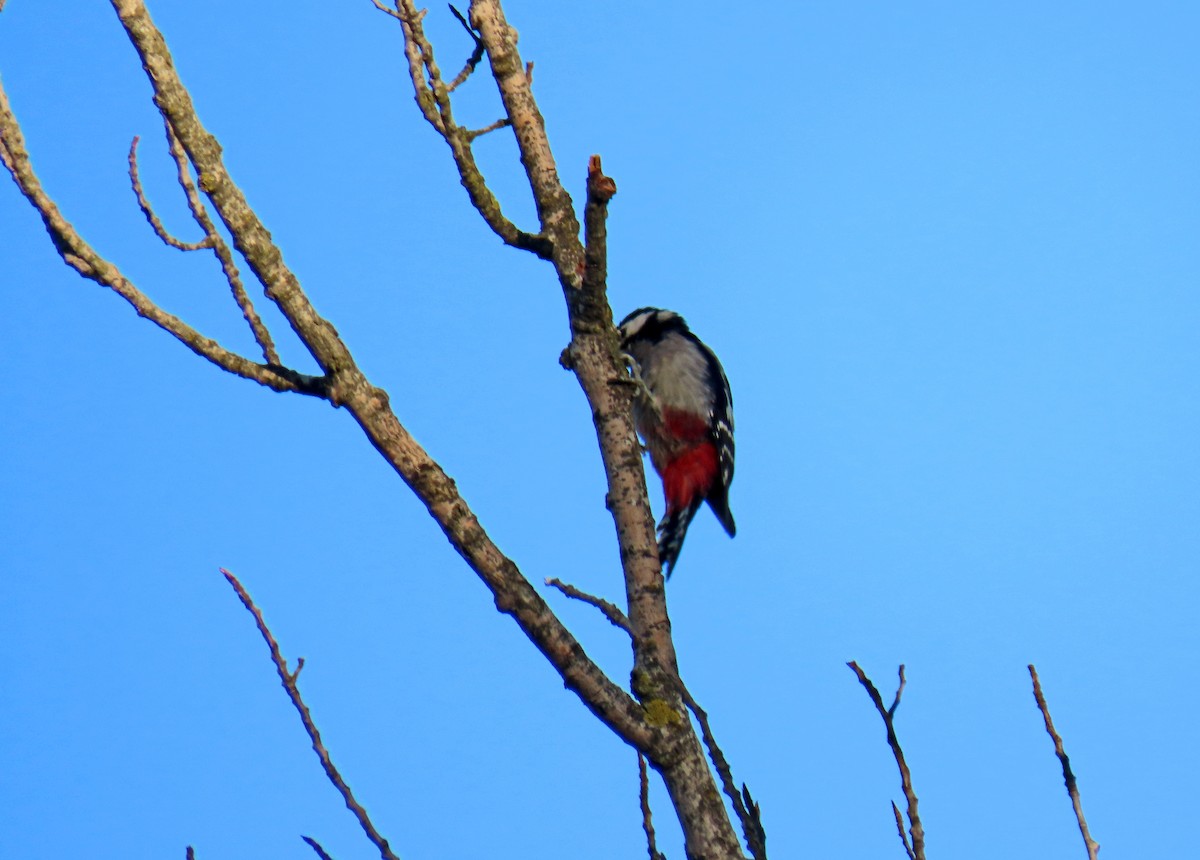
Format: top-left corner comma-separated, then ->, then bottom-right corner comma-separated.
302,835 -> 337,860
1029,665 -> 1100,860
569,152 -> 743,856
679,681 -> 766,860
158,119 -> 281,365
5,5 -> 754,856
130,125 -> 282,366
741,784 -> 766,860
378,0 -> 551,257
546,577 -> 632,634
639,753 -> 667,860
446,4 -> 485,92
128,136 -> 208,251
848,662 -> 924,860
0,79 -> 323,398
576,155 -> 675,675
888,664 -> 907,719
107,0 -> 656,754
891,801 -> 914,860
463,116 -> 511,141
220,568 -> 402,860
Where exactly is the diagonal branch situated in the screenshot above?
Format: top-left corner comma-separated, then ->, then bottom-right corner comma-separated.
546,577 -> 632,634
302,836 -> 337,860
1029,665 -> 1100,860
221,568 -> 401,860
158,119 -> 281,365
679,680 -> 767,860
111,0 -> 353,381
377,0 -> 550,257
446,4 -> 485,92
107,0 -> 655,754
0,79 -> 323,398
848,662 -> 924,860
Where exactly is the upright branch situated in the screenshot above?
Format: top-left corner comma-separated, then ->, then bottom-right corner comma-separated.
220,568 -> 401,860
376,5 -> 745,856
848,662 -> 925,860
576,155 -> 677,679
1028,665 -> 1100,860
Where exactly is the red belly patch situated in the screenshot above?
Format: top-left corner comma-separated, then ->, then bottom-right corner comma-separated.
662,442 -> 718,513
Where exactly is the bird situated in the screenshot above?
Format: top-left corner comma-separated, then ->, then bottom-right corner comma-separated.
617,307 -> 735,576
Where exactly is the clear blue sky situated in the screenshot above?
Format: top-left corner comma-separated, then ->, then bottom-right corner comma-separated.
3,2 -> 1198,858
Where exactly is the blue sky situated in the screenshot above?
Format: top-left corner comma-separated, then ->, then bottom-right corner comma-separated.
3,2 -> 1198,858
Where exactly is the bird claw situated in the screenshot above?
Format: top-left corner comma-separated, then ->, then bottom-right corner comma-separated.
622,352 -> 664,421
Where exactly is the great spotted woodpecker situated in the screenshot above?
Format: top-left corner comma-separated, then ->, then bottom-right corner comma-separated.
618,307 -> 735,576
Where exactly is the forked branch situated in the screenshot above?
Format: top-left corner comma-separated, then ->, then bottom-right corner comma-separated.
848,662 -> 924,860
129,126 -> 281,365
0,81 -> 321,397
375,0 -> 550,257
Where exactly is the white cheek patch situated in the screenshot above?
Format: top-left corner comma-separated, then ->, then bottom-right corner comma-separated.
620,311 -> 653,341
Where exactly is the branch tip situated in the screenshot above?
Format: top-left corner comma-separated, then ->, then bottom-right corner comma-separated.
219,567 -> 400,860
545,577 -> 631,634
301,835 -> 336,860
587,154 -> 617,203
639,753 -> 666,860
1029,665 -> 1100,860
849,662 -> 925,860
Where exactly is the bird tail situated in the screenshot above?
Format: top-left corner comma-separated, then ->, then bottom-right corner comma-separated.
657,497 -> 703,578
706,485 -> 736,538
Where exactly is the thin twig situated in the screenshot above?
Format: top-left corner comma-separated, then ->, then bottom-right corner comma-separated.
302,835 -> 337,860
848,662 -> 924,860
545,577 -> 631,634
463,117 -> 511,141
1029,665 -> 1100,860
446,4 -> 485,92
888,664 -> 907,719
128,136 -> 209,250
378,0 -> 551,257
220,568 -> 402,860
160,120 -> 281,365
0,81 -> 321,397
639,753 -> 666,860
741,784 -> 767,860
677,680 -> 766,860
891,801 -> 914,860
369,0 -> 402,20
